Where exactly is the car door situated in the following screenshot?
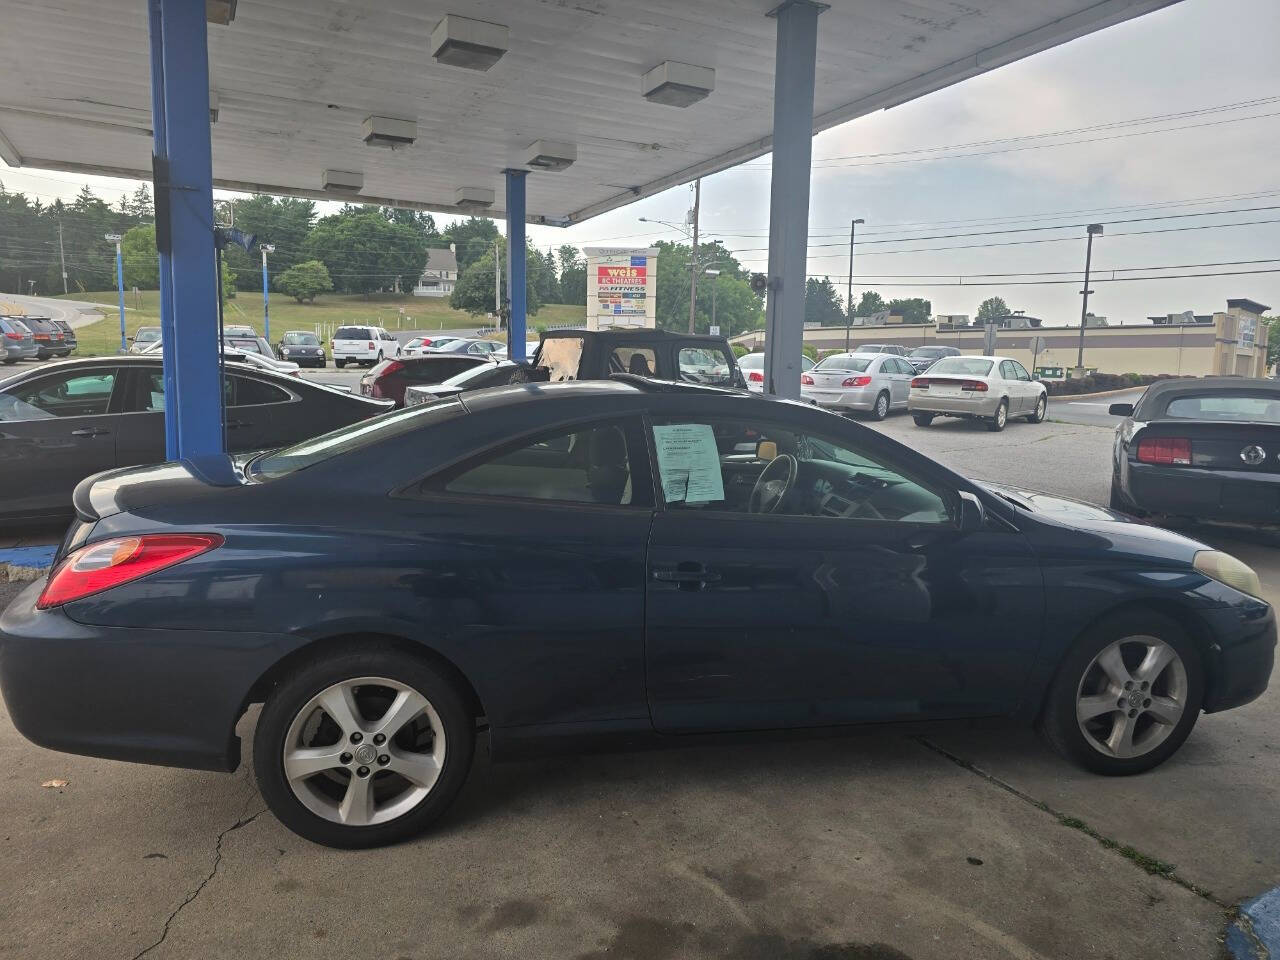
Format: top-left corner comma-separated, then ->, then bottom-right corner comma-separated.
0,366 -> 122,518
885,357 -> 912,406
642,401 -> 1043,733
1009,360 -> 1038,411
226,373 -> 301,450
998,361 -> 1023,413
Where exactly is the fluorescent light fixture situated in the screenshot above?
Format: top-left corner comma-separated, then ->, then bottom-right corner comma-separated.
641,61 -> 715,107
454,186 -> 495,211
206,0 -> 237,26
523,139 -> 576,172
431,15 -> 509,71
362,116 -> 417,148
322,169 -> 363,194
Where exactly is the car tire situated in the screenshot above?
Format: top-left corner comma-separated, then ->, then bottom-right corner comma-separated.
335,359 -> 346,369
988,399 -> 1008,432
1029,394 -> 1047,423
912,412 -> 934,427
1109,479 -> 1145,517
871,391 -> 890,421
1039,609 -> 1204,775
253,643 -> 476,849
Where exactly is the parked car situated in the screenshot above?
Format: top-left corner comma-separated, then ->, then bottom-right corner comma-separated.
359,354 -> 491,406
402,360 -> 520,405
1109,377 -> 1280,523
52,320 -> 78,353
0,356 -> 390,524
140,338 -> 302,377
276,331 -> 326,368
425,337 -> 504,358
0,316 -> 39,363
533,328 -> 745,388
802,352 -> 915,420
129,326 -> 162,354
737,352 -> 815,393
22,317 -> 71,358
906,345 -> 961,374
493,341 -> 541,360
223,325 -> 258,337
404,335 -> 458,356
333,325 -> 400,368
2,379 -> 1271,848
847,343 -> 909,357
909,355 -> 1047,432
222,334 -> 278,360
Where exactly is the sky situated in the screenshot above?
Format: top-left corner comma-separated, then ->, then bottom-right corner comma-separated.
2,0 -> 1278,327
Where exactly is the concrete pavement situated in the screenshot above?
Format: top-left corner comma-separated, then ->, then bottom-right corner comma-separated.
2,292 -> 107,329
1049,388 -> 1146,428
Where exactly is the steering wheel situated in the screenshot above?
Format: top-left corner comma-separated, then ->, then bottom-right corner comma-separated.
749,454 -> 798,514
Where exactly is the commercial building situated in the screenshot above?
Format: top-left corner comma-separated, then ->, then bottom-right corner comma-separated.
734,299 -> 1272,379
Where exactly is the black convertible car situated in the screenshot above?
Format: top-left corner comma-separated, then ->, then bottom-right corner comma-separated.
1,379 -> 1272,848
0,356 -> 390,524
1110,377 -> 1280,523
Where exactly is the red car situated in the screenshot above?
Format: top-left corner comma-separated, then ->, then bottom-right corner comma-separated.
358,354 -> 491,406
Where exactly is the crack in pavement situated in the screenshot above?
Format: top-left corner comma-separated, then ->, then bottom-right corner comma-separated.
130,780 -> 267,960
915,736 -> 1229,910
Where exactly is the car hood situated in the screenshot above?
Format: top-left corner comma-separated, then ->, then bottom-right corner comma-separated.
978,481 -> 1212,557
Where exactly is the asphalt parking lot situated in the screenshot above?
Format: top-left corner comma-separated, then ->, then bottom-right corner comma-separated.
1,410 -> 1276,960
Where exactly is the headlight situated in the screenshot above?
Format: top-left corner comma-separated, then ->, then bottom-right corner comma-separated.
281,348 -> 291,355
1194,550 -> 1264,599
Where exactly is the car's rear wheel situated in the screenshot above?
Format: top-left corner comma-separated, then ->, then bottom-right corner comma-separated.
871,391 -> 890,421
253,645 -> 475,848
1039,610 -> 1203,775
988,399 -> 1008,432
1029,394 -> 1047,423
912,412 -> 934,427
335,359 -> 346,368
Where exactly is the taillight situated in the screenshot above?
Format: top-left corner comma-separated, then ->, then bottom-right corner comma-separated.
380,360 -> 405,377
843,375 -> 872,387
911,377 -> 929,389
1137,437 -> 1192,466
34,333 -> 50,341
801,374 -> 814,385
420,338 -> 433,346
3,332 -> 20,340
37,534 -> 223,609
368,341 -> 376,350
960,380 -> 989,392
747,371 -> 764,383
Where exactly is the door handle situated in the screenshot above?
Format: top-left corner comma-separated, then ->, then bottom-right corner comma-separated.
653,563 -> 721,590
71,427 -> 108,438
226,418 -> 249,429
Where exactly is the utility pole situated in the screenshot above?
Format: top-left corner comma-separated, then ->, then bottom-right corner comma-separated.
58,220 -> 68,294
705,268 -> 721,335
260,244 -> 275,342
1075,223 -> 1103,374
844,217 -> 864,352
105,233 -> 125,352
688,178 -> 700,333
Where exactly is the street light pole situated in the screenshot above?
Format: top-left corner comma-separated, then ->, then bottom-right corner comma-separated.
845,217 -> 865,352
688,178 -> 701,333
105,233 -> 125,353
704,267 -> 721,335
260,244 -> 275,342
1075,223 -> 1103,373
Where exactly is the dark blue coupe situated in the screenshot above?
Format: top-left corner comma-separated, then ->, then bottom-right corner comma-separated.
1,379 -> 1273,847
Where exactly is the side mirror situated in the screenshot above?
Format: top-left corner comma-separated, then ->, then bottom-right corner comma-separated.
958,491 -> 985,533
1108,403 -> 1134,417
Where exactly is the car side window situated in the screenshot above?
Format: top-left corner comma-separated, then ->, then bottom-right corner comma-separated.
230,376 -> 291,407
609,346 -> 657,376
6,369 -> 118,420
1010,360 -> 1032,381
649,417 -> 953,523
678,347 -> 734,387
999,361 -> 1016,380
433,420 -> 644,507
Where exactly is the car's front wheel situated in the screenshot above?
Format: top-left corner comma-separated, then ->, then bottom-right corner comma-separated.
1039,610 -> 1203,775
253,644 -> 475,848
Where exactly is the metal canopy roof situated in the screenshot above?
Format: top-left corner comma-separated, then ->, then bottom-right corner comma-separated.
0,0 -> 1178,225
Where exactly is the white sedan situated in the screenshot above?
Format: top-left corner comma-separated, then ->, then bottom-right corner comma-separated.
907,354 -> 1047,432
737,352 -> 814,393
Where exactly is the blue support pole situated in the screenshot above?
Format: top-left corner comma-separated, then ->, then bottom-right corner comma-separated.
763,0 -> 823,400
147,0 -> 222,459
504,170 -> 527,362
114,241 -> 126,353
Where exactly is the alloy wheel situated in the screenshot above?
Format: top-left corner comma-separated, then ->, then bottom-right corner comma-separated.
876,393 -> 889,419
995,403 -> 1007,428
1075,636 -> 1188,759
282,676 -> 446,826
1034,396 -> 1046,422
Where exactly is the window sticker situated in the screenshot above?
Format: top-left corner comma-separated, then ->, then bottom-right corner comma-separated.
149,391 -> 165,412
651,423 -> 724,504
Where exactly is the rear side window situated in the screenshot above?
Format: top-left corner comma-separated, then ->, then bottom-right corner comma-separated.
1165,394 -> 1280,422
678,347 -> 734,387
611,347 -> 657,376
335,327 -> 371,340
231,376 -> 291,406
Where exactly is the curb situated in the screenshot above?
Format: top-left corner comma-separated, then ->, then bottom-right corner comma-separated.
1046,385 -> 1144,400
0,545 -> 58,583
1228,887 -> 1280,960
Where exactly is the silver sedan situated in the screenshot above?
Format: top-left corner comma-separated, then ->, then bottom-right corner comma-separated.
800,352 -> 915,420
908,354 -> 1047,432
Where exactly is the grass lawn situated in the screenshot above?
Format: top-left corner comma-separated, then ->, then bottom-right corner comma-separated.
52,291 -> 586,357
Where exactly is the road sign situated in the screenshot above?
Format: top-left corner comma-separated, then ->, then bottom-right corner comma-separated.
709,325 -> 720,336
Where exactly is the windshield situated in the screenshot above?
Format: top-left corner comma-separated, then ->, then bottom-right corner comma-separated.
224,336 -> 263,354
135,328 -> 161,342
814,355 -> 872,373
910,347 -> 948,358
251,399 -> 465,479
282,332 -> 319,345
1165,393 -> 1280,422
929,357 -> 993,376
335,327 -> 371,340
737,353 -> 763,370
